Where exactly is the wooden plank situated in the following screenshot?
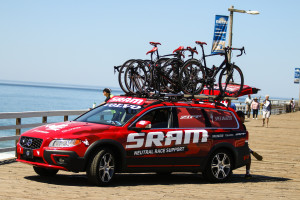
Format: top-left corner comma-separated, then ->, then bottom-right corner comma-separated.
0,110 -> 87,119
0,123 -> 47,130
0,135 -> 20,142
0,147 -> 16,153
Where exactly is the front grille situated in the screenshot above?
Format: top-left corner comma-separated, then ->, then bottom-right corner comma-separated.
19,136 -> 43,149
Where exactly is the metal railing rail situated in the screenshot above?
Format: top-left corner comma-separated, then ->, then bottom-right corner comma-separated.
0,110 -> 88,154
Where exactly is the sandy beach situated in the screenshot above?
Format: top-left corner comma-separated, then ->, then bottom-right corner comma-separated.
0,111 -> 299,200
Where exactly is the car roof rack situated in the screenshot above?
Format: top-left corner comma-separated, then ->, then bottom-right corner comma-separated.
119,93 -> 237,103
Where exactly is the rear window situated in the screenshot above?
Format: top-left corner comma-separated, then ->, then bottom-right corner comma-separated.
176,107 -> 207,128
176,107 -> 238,129
205,109 -> 238,128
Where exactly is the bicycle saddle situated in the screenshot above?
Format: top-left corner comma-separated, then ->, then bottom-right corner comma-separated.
149,42 -> 161,46
146,47 -> 158,55
172,46 -> 184,53
187,46 -> 198,54
195,41 -> 207,45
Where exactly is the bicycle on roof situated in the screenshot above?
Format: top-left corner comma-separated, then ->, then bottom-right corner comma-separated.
179,41 -> 245,97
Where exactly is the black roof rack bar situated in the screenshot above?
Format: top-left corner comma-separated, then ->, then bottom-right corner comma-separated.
118,93 -> 237,101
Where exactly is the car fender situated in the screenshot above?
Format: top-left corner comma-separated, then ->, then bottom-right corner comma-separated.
84,139 -> 127,171
201,142 -> 239,170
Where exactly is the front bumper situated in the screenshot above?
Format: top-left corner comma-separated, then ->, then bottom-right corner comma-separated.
17,148 -> 86,172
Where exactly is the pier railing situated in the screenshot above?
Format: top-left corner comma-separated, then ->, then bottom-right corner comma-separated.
0,110 -> 87,155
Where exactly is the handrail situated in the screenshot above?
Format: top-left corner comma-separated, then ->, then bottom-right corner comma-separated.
0,109 -> 88,157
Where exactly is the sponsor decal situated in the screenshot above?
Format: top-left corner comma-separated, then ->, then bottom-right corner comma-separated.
211,132 -> 246,139
104,103 -> 142,110
180,115 -> 202,119
61,127 -> 82,133
128,146 -> 187,156
45,124 -> 69,131
33,130 -> 49,134
210,114 -> 233,122
126,130 -> 208,149
107,97 -> 146,105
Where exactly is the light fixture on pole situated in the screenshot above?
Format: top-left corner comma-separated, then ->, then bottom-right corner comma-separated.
227,5 -> 259,62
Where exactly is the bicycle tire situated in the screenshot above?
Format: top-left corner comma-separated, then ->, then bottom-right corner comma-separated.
160,58 -> 184,93
124,60 -> 148,94
118,59 -> 136,94
218,64 -> 244,97
150,57 -> 171,93
179,59 -> 205,94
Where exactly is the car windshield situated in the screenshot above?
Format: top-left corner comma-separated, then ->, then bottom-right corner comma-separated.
75,103 -> 143,126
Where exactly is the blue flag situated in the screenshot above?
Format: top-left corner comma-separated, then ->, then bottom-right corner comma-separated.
211,15 -> 229,54
295,68 -> 300,84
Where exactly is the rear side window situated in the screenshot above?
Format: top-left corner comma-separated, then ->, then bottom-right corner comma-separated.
176,107 -> 207,128
205,109 -> 238,128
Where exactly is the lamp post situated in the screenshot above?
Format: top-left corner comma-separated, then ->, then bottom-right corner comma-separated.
227,5 -> 259,62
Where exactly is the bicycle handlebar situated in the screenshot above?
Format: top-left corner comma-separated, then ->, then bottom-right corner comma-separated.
225,46 -> 246,57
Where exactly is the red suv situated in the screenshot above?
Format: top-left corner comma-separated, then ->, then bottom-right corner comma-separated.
16,96 -> 250,186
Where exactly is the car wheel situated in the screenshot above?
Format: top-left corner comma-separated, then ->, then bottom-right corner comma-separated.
203,150 -> 233,183
33,166 -> 58,176
87,148 -> 116,186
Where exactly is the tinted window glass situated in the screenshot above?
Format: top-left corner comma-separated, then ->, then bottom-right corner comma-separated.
75,103 -> 142,126
176,107 -> 206,128
134,108 -> 171,128
205,109 -> 238,128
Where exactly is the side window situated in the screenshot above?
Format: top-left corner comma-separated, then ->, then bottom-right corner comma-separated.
134,108 -> 171,128
176,107 -> 207,128
205,109 -> 238,128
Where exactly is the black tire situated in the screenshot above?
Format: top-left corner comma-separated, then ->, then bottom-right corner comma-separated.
124,60 -> 148,94
179,60 -> 205,94
218,65 -> 244,97
160,58 -> 184,93
33,166 -> 59,176
150,58 -> 170,92
87,148 -> 116,186
118,59 -> 136,94
203,149 -> 233,183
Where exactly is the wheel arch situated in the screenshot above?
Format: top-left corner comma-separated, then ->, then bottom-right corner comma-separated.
84,139 -> 127,172
203,142 -> 238,171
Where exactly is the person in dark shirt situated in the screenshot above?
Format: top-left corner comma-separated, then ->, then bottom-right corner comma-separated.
103,88 -> 113,103
236,111 -> 263,179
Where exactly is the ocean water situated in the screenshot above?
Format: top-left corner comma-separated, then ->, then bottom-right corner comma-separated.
0,81 -> 123,153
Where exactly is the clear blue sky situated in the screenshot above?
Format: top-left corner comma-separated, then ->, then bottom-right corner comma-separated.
0,0 -> 299,99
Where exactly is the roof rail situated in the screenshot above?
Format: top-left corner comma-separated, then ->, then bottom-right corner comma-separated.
119,93 -> 237,102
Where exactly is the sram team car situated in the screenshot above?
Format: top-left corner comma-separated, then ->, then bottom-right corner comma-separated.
16,96 -> 250,186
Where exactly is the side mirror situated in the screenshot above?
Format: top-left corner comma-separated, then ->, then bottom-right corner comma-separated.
136,120 -> 152,129
128,120 -> 152,132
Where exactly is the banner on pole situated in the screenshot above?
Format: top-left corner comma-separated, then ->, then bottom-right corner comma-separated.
294,68 -> 300,84
211,15 -> 229,54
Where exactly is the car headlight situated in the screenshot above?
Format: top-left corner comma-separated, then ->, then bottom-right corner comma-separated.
49,139 -> 81,147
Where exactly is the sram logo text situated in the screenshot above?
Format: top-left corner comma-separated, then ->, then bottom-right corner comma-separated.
126,130 -> 208,149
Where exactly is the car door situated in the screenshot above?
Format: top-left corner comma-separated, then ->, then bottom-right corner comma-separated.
125,106 -> 178,168
171,106 -> 212,167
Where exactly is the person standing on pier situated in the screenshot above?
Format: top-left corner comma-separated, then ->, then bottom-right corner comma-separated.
251,97 -> 260,120
245,95 -> 253,119
262,95 -> 272,127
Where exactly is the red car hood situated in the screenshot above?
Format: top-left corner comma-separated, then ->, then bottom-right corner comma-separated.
21,121 -> 113,139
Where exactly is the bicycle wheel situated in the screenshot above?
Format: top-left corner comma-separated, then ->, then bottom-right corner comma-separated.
124,60 -> 148,94
218,64 -> 244,97
118,59 -> 135,93
160,58 -> 183,93
150,58 -> 171,93
179,60 -> 205,94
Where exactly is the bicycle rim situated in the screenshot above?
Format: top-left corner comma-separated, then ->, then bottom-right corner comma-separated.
180,61 -> 205,94
218,65 -> 244,97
